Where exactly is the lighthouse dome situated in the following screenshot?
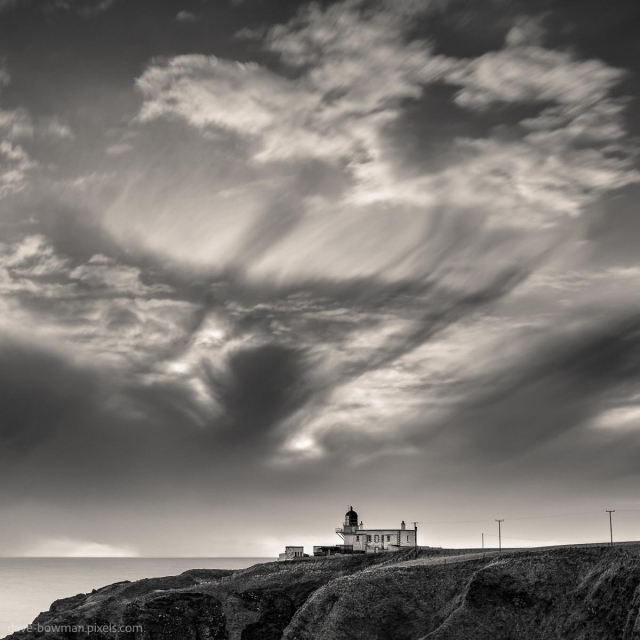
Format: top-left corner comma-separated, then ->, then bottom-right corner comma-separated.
345,506 -> 358,527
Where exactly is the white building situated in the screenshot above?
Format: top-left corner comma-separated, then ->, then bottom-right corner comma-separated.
278,545 -> 305,560
335,506 -> 417,553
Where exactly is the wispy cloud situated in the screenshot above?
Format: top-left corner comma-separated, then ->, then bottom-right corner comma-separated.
0,64 -> 73,202
0,141 -> 35,198
81,0 -> 640,467
175,9 -> 197,23
135,1 -> 636,274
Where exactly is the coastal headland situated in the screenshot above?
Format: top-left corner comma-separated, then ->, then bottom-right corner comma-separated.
5,545 -> 640,639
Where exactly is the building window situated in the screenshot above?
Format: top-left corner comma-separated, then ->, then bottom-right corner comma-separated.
356,536 -> 360,542
374,535 -> 379,542
407,536 -> 409,542
387,535 -> 391,542
367,535 -> 372,542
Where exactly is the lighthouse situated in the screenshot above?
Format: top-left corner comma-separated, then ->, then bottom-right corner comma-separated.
332,506 -> 417,553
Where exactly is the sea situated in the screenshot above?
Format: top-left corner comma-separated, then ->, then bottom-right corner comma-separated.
0,557 -> 275,638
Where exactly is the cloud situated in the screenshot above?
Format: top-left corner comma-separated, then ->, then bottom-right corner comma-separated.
289,307 -> 640,488
422,17 -> 638,227
0,232 -> 198,376
0,337 -> 100,457
0,64 -> 73,204
109,2 -> 640,471
445,27 -> 625,111
0,234 -> 69,294
68,253 -> 173,296
0,108 -> 73,140
22,537 -> 138,557
137,56 -> 304,149
595,406 -> 640,431
422,314 -> 640,466
0,140 -> 35,198
204,343 -> 313,446
134,1 -> 636,276
0,234 -> 167,299
137,1 -> 457,187
175,10 -> 197,23
0,0 -> 639,555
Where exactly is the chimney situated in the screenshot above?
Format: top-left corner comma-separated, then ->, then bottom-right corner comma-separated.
401,520 -> 406,530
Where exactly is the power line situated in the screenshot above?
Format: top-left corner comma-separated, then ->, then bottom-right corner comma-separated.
483,533 -> 613,544
506,511 -> 603,521
484,534 -> 559,543
422,510 -> 605,525
422,518 -> 497,525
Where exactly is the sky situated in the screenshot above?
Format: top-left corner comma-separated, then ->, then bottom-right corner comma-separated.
1,0 -> 640,557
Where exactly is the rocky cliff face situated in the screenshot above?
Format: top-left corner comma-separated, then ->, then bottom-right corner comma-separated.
6,547 -> 640,640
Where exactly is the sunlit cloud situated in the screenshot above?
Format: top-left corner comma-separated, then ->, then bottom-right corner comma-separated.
22,538 -> 138,557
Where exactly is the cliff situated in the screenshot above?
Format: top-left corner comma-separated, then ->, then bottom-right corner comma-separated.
5,547 -> 640,640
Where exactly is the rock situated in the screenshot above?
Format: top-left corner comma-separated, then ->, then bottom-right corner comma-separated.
120,592 -> 227,640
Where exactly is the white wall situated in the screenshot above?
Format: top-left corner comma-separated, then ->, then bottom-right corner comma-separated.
343,528 -> 416,551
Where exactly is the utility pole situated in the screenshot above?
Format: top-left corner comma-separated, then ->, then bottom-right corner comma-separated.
496,520 -> 504,552
606,510 -> 615,547
412,522 -> 419,557
482,533 -> 484,559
